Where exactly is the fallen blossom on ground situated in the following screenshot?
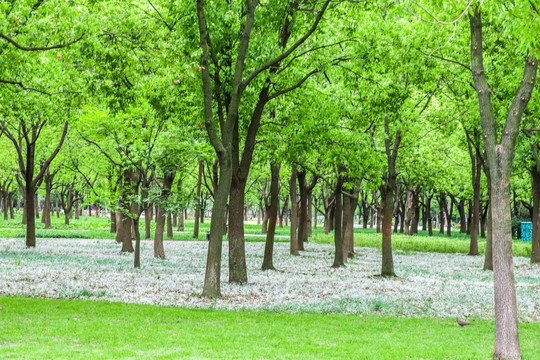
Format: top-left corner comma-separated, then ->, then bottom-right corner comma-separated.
0,238 -> 538,321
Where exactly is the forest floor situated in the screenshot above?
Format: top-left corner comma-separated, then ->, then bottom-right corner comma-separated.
1,238 -> 538,320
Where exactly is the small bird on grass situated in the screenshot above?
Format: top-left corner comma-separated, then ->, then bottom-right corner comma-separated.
456,317 -> 473,327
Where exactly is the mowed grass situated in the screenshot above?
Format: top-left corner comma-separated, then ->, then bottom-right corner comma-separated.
0,213 -> 300,241
1,297 -> 539,360
312,228 -> 533,258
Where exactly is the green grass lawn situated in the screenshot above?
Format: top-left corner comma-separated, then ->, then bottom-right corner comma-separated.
0,212 -> 533,255
312,228 -> 533,258
1,296 -> 539,360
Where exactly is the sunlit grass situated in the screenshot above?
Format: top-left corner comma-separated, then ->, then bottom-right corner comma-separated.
1,296 -> 539,360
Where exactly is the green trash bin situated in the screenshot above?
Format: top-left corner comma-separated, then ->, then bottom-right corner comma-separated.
521,222 -> 532,242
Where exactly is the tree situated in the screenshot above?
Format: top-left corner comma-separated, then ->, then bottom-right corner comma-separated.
469,5 -> 538,359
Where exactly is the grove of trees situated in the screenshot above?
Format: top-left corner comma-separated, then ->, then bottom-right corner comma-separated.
1,1 -> 539,359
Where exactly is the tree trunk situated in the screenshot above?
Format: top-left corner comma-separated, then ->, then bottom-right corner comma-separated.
469,152 -> 482,255
403,186 -> 415,235
177,211 -> 184,231
297,170 -> 308,251
332,168 -> 345,268
133,217 -> 141,268
228,177 -> 248,284
376,202 -> 382,233
439,193 -> 445,234
166,214 -> 173,238
110,211 -> 117,233
154,205 -> 166,259
25,181 -> 36,247
530,163 -> 540,263
380,183 -> 395,277
279,196 -> 287,228
145,207 -> 152,240
470,7 -> 536,358
154,172 -> 175,258
342,190 -> 356,260
289,165 -> 299,255
427,194 -> 433,236
467,200 -> 473,235
457,199 -> 466,234
202,155 -> 232,298
117,211 -> 133,252
262,163 -> 280,270
193,160 -> 203,239
74,200 -> 80,220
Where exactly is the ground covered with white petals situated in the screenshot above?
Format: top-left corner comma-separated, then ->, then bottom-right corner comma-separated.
1,238 -> 538,321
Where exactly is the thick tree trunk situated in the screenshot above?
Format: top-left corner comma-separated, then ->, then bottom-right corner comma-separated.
262,163 -> 280,270
133,217 -> 141,268
228,177 -> 248,284
145,207 -> 152,240
177,211 -> 184,231
202,156 -> 232,298
342,191 -> 355,260
154,205 -> 166,259
290,165 -> 299,255
380,183 -> 395,277
117,211 -> 134,252
74,200 -> 80,220
469,8 -> 537,358
25,182 -> 36,247
154,172 -> 175,258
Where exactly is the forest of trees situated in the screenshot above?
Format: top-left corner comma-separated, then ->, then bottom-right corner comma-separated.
1,1 -> 540,359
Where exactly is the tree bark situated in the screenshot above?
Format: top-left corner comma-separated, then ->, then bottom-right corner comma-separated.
193,160 -> 203,239
470,7 -> 537,358
289,164 -> 299,255
144,207 -> 152,240
380,117 -> 400,277
228,177 -> 248,283
110,211 -> 117,233
332,167 -> 345,268
154,205 -> 166,259
530,157 -> 540,264
262,163 -> 280,270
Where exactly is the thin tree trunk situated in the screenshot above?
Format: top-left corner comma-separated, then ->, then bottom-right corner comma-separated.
193,160 -> 203,238
262,163 -> 280,270
332,168 -> 345,268
110,211 -> 117,233
166,214 -> 173,238
145,207 -> 152,239
133,217 -> 141,268
289,165 -> 299,255
530,163 -> 540,263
